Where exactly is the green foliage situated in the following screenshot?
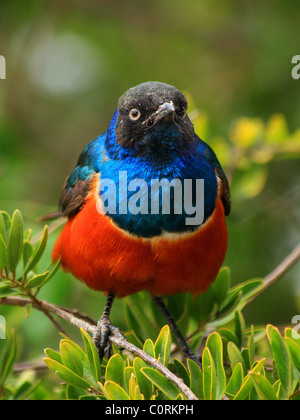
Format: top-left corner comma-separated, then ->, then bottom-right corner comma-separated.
40,324 -> 300,401
0,209 -> 299,400
191,110 -> 300,204
0,210 -> 59,300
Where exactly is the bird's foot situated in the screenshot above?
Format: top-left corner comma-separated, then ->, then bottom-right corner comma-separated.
93,316 -> 125,361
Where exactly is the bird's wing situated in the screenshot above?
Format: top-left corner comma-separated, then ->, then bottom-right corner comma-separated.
198,137 -> 231,216
41,134 -> 106,221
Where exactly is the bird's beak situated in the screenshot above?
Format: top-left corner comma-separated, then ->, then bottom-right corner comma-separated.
143,101 -> 176,128
156,101 -> 175,119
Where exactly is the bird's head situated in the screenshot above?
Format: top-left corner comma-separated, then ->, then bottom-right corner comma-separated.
106,82 -> 195,160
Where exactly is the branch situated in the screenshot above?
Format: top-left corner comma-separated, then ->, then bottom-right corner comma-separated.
0,296 -> 198,400
248,243 -> 300,304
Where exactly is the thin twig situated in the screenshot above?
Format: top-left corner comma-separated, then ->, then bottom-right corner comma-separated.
0,296 -> 198,400
247,243 -> 300,304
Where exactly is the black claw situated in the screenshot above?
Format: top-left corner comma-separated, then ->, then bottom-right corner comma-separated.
93,292 -> 126,361
93,316 -> 113,361
93,317 -> 126,361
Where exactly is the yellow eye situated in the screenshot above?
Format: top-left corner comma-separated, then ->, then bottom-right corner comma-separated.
129,108 -> 141,121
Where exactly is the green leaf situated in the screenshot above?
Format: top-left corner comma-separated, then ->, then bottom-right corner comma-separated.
24,229 -> 32,241
126,294 -> 157,340
14,377 -> 41,400
189,285 -> 217,324
0,212 -> 7,243
43,358 -> 90,390
104,381 -> 130,400
248,326 -> 255,367
0,211 -> 11,243
154,325 -> 171,366
143,339 -> 155,358
25,258 -> 61,291
187,359 -> 203,399
267,325 -> 291,399
174,359 -> 190,387
23,226 -> 48,276
235,311 -> 246,347
25,303 -> 32,318
41,258 -> 61,287
124,366 -> 134,394
234,359 -> 266,400
44,348 -> 63,364
141,367 -> 180,399
7,210 -> 23,273
285,337 -> 300,372
0,234 -> 7,270
125,330 -> 143,349
80,328 -> 101,383
210,291 -> 242,327
220,328 -> 240,349
250,372 -> 277,400
213,266 -> 230,307
128,369 -> 139,399
0,330 -> 17,386
22,240 -> 34,270
105,354 -> 124,387
226,363 -> 244,399
285,327 -> 300,345
206,332 -> 226,400
202,347 -> 217,400
60,340 -> 84,377
0,281 -> 12,293
125,304 -> 145,341
227,341 -> 246,374
232,279 -> 264,304
0,287 -> 19,298
66,384 -> 87,400
25,271 -> 49,289
133,357 -> 153,400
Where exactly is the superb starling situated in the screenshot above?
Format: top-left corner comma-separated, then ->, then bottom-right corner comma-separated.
47,82 -> 230,364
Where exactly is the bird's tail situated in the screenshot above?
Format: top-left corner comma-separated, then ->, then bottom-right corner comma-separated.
40,211 -> 62,222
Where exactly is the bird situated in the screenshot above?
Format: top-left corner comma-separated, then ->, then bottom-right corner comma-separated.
46,81 -> 231,365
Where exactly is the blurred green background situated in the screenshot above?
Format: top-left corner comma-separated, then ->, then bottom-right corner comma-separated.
0,0 -> 300,361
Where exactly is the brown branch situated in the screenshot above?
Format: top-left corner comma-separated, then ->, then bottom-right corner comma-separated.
0,296 -> 198,400
247,243 -> 300,304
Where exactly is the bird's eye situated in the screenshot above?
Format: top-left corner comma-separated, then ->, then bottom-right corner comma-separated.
129,108 -> 141,121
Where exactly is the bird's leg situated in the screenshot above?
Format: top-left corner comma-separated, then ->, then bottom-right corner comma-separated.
152,295 -> 202,368
93,292 -> 125,361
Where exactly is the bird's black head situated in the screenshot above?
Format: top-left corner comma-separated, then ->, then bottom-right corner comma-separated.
114,82 -> 195,158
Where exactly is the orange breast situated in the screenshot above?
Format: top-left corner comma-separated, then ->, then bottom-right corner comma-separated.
53,183 -> 228,297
